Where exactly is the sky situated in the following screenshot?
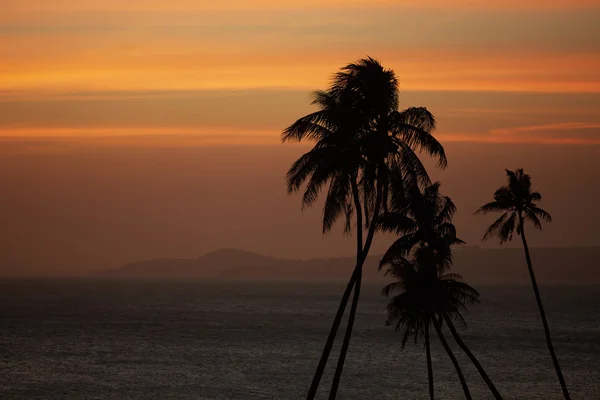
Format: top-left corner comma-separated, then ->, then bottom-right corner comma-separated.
1,0 -> 599,275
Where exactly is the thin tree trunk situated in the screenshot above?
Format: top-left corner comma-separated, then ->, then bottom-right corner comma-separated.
425,319 -> 435,400
306,178 -> 365,400
328,180 -> 383,399
518,213 -> 570,400
432,317 -> 472,400
328,268 -> 362,400
305,268 -> 357,399
442,313 -> 502,399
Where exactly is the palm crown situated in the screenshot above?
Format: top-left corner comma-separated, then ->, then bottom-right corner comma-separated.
283,57 -> 446,235
283,89 -> 366,233
284,58 -> 449,400
475,168 -> 552,243
382,246 -> 479,347
378,182 -> 465,271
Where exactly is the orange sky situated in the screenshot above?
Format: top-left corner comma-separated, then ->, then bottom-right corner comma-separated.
1,0 -> 600,275
1,0 -> 599,144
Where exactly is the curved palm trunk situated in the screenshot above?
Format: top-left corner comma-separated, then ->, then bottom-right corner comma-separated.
328,268 -> 362,400
306,269 -> 359,399
328,181 -> 383,399
425,319 -> 435,400
306,178 -> 365,400
518,213 -> 570,399
432,317 -> 472,400
442,313 -> 502,399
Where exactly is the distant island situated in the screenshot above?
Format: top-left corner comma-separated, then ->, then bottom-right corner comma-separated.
101,246 -> 600,284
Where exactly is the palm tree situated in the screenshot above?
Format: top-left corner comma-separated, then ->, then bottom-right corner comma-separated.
283,84 -> 372,400
377,182 -> 463,270
378,182 -> 503,399
382,247 -> 477,400
282,57 -> 446,399
476,168 -> 570,399
327,58 -> 446,400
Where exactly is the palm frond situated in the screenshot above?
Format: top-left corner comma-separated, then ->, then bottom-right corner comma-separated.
322,173 -> 352,233
498,212 -> 517,243
391,108 -> 447,168
300,159 -> 338,209
437,222 -> 458,238
482,211 -> 512,242
505,169 -> 519,190
376,212 -> 417,235
382,281 -> 404,296
286,147 -> 328,193
392,139 -> 431,187
530,191 -> 542,202
437,197 -> 457,223
282,111 -> 334,142
343,203 -> 355,236
380,233 -> 418,268
475,201 -> 510,215
531,206 -> 552,222
441,272 -> 463,281
311,90 -> 337,108
524,209 -> 543,231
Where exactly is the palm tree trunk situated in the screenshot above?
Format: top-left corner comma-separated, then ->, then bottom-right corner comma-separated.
432,317 -> 472,400
442,313 -> 502,399
518,213 -> 570,399
328,267 -> 362,400
306,269 -> 358,400
425,319 -> 435,400
327,180 -> 383,399
306,177 -> 365,400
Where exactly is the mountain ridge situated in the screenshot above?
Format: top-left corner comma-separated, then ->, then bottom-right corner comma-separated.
101,246 -> 600,284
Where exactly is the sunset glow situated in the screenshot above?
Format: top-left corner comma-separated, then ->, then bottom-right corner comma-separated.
1,0 -> 599,145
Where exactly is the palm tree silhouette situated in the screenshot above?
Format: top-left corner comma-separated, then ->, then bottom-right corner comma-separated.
382,247 -> 477,400
379,182 -> 502,399
476,168 -> 570,399
377,182 -> 463,270
283,57 -> 446,399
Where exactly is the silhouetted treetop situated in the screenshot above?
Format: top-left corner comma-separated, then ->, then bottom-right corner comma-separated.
476,168 -> 552,243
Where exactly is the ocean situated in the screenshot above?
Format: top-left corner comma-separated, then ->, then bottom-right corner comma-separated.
1,279 -> 598,399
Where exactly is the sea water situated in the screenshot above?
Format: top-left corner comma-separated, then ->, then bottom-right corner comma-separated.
1,279 -> 598,399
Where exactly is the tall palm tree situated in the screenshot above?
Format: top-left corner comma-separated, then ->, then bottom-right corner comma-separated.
382,247 -> 477,400
283,57 -> 446,399
283,84 -> 373,400
476,169 -> 569,399
327,58 -> 446,400
378,182 -> 503,399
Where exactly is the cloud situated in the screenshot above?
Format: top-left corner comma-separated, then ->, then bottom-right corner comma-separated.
491,122 -> 600,135
2,7 -> 598,55
0,131 -> 283,157
488,122 -> 600,143
1,89 -> 599,149
2,49 -> 599,93
1,0 -> 598,98
2,0 -> 598,17
436,122 -> 600,145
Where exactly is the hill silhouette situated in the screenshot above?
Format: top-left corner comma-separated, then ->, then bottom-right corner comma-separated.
101,246 -> 600,284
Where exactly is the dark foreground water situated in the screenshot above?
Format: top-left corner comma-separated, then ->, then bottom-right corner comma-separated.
0,279 -> 599,399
